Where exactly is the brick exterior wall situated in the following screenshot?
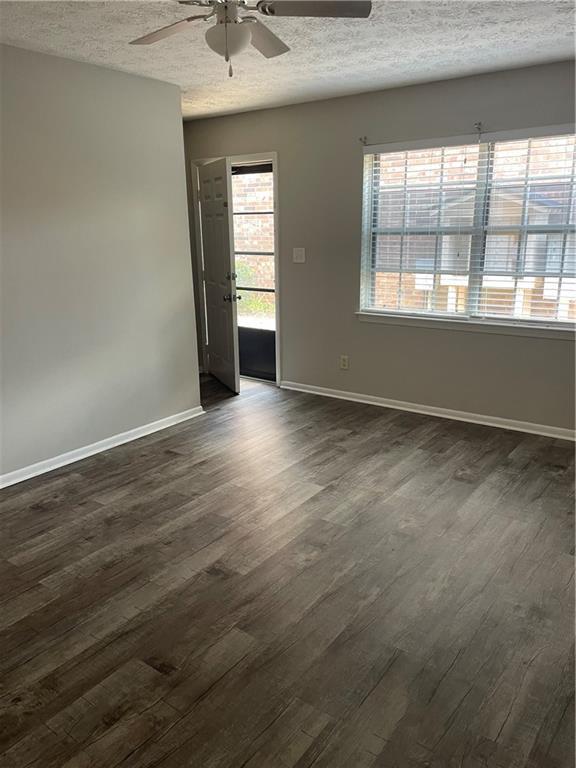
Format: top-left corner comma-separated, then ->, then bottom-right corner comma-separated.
231,171 -> 276,329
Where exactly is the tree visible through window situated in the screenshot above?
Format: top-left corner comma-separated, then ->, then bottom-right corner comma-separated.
361,134 -> 576,324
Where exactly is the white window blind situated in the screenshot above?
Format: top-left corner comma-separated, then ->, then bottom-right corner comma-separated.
361,134 -> 576,325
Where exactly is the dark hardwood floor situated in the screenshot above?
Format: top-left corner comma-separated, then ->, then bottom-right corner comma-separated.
0,379 -> 574,767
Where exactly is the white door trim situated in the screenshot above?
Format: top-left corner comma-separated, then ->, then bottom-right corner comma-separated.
190,163 -> 209,372
191,151 -> 281,386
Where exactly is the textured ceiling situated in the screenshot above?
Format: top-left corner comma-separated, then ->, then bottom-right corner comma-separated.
0,0 -> 574,119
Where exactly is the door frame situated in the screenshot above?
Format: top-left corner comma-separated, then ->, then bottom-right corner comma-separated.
191,151 -> 281,386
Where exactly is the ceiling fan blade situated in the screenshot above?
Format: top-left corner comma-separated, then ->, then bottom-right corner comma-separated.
256,0 -> 371,18
129,14 -> 207,45
248,19 -> 290,58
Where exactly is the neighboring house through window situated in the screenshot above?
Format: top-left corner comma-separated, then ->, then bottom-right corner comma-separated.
360,133 -> 576,325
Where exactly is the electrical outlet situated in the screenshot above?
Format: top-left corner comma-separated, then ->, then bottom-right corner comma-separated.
339,355 -> 349,370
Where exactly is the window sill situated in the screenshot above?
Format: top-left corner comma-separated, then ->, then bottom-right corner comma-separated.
356,311 -> 575,340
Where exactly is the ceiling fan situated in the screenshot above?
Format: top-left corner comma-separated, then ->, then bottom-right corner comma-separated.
130,0 -> 372,76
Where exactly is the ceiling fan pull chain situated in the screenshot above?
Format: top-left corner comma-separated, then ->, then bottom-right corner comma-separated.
223,9 -> 234,77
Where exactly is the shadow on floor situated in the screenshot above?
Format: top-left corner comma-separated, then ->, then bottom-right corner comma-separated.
200,373 -> 237,410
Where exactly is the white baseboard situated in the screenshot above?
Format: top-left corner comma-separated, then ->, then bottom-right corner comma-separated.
0,406 -> 205,489
280,381 -> 574,442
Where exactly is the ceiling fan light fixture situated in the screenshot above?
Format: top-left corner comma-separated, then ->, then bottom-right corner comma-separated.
205,20 -> 252,58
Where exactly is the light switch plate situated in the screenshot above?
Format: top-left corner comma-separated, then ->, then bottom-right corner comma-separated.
293,247 -> 306,263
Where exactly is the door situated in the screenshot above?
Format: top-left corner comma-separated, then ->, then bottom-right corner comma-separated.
199,158 -> 239,393
231,162 -> 277,382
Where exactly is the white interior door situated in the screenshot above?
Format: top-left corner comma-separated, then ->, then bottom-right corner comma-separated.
199,158 -> 239,393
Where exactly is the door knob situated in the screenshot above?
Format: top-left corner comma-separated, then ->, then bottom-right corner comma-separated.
223,293 -> 232,302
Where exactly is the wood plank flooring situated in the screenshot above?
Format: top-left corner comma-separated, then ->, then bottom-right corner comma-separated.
1,376 -> 574,768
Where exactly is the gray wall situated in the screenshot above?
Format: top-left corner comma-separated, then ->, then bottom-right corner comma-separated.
184,62 -> 575,431
0,45 -> 200,476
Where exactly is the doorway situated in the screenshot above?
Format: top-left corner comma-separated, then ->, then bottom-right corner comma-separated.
231,162 -> 277,382
193,153 -> 279,399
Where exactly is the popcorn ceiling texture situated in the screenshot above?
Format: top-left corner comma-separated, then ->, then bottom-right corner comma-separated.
0,0 -> 573,119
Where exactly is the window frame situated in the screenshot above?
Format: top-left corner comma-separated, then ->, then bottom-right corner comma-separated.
358,124 -> 576,337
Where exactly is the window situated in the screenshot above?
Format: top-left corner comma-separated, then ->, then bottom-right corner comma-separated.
231,164 -> 276,330
361,134 -> 576,326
